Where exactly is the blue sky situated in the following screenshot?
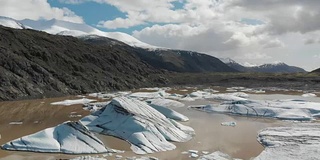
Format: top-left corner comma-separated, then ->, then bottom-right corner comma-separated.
1,0 -> 320,71
48,0 -> 135,33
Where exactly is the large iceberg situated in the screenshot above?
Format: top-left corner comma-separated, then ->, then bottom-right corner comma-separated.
1,121 -> 110,154
192,99 -> 320,121
81,97 -> 194,154
255,123 -> 320,160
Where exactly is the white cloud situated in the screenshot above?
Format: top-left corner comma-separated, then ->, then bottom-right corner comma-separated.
0,0 -> 83,23
236,52 -> 272,60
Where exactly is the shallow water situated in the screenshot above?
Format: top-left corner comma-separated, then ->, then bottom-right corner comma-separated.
0,92 -> 319,160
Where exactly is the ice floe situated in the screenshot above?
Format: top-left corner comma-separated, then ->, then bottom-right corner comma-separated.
1,121 -> 111,154
51,98 -> 96,106
192,99 -> 320,121
255,123 -> 320,160
80,97 -> 194,154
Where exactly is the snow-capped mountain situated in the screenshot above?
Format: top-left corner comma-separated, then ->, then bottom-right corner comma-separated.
221,58 -> 306,73
0,16 -> 26,29
0,16 -> 157,49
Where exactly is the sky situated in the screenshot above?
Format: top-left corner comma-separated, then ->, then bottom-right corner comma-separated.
0,0 -> 320,71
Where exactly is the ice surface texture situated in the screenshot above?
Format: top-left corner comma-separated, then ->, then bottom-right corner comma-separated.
81,97 -> 194,154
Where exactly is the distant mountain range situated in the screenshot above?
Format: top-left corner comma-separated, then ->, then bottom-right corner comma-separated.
220,58 -> 307,73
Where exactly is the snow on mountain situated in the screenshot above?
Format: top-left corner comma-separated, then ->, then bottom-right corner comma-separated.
0,16 -> 25,29
0,17 -> 156,49
219,58 -> 237,64
221,58 -> 306,73
242,62 -> 258,67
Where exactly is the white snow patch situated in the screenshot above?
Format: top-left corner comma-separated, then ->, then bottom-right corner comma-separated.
0,16 -> 25,29
18,18 -> 158,49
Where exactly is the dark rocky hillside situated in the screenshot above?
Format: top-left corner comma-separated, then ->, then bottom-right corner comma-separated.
312,68 -> 320,73
81,36 -> 237,73
133,49 -> 238,73
0,26 -> 166,101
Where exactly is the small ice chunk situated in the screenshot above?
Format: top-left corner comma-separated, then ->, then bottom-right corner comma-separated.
115,155 -> 123,159
202,151 -> 209,154
302,93 -> 317,97
9,121 -> 23,125
51,98 -> 96,106
189,150 -> 199,154
70,156 -> 107,160
181,151 -> 189,154
198,151 -> 233,160
221,122 -> 236,127
190,153 -> 199,158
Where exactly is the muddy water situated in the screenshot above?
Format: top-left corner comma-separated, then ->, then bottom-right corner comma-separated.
0,96 -> 91,159
0,93 -> 317,160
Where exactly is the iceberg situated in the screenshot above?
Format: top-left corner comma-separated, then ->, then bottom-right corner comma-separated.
191,99 -> 320,121
1,121 -> 110,154
80,97 -> 194,154
255,123 -> 320,160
